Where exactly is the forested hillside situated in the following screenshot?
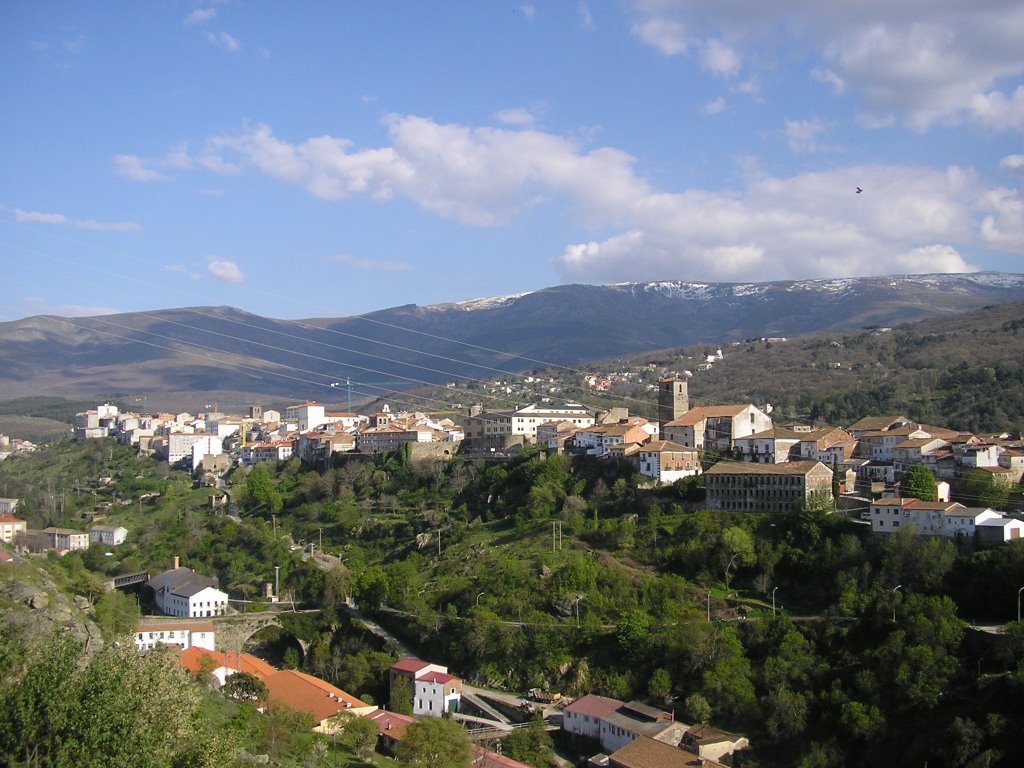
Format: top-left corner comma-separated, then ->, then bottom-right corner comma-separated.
6,439 -> 1024,767
508,301 -> 1024,434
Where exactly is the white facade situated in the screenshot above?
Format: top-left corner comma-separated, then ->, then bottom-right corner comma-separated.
190,435 -> 224,472
134,621 -> 215,651
870,498 -> 1003,538
285,402 -> 327,432
89,525 -> 129,546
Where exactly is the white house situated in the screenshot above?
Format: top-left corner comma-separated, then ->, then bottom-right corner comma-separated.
869,498 -> 1002,539
285,402 -> 328,432
389,658 -> 462,717
147,558 -> 228,618
134,620 -> 216,651
89,525 -> 128,546
662,404 -> 773,453
562,694 -> 623,740
631,441 -> 702,484
189,435 -> 224,472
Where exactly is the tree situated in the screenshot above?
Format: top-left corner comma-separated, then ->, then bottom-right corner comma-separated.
395,717 -> 472,768
719,526 -> 756,589
390,677 -> 414,715
615,609 -> 652,661
92,590 -> 142,642
502,716 -> 556,768
327,711 -> 380,757
684,693 -> 712,725
902,464 -> 938,502
960,469 -> 1010,510
222,672 -> 269,702
0,632 -> 235,768
245,463 -> 283,513
648,667 -> 672,702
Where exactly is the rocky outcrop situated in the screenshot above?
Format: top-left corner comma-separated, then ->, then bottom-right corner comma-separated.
0,565 -> 104,654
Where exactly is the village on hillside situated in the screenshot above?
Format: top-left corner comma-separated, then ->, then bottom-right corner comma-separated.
2,376 -> 1023,767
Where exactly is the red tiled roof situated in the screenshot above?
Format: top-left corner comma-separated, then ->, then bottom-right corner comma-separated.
264,669 -> 369,723
390,658 -> 431,673
365,708 -> 416,739
564,693 -> 623,718
471,745 -> 535,768
419,672 -> 459,684
179,647 -> 276,679
0,515 -> 26,524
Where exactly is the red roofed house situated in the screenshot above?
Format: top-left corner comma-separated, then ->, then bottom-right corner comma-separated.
179,647 -> 276,686
0,514 -> 27,544
563,693 -> 624,739
389,657 -> 463,717
364,708 -> 416,753
263,669 -> 374,732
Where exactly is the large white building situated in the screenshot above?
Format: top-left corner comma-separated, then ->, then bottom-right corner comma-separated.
147,558 -> 228,618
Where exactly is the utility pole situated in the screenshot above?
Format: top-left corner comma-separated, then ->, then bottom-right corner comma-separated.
438,528 -> 442,556
275,565 -> 280,602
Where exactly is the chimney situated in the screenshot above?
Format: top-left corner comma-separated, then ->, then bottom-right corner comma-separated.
173,556 -> 180,570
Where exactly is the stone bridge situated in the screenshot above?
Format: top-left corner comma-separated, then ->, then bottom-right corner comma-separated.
212,609 -> 318,655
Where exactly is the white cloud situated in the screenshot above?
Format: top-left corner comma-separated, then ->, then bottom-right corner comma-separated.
204,31 -> 240,53
1001,154 -> 1024,174
207,259 -> 245,283
701,97 -> 726,116
184,9 -> 217,26
141,116 -> 1015,283
18,297 -> 118,317
13,208 -> 140,232
783,118 -> 841,154
979,187 -> 1024,253
114,154 -> 167,182
519,5 -> 535,20
494,107 -> 538,127
329,254 -> 414,272
631,18 -> 687,56
701,39 -> 741,77
578,2 -> 595,30
629,1 -> 1024,131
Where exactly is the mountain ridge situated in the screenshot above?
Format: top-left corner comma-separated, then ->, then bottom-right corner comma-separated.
2,272 -> 1023,402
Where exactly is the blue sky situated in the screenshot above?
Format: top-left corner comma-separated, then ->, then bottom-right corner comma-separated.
2,0 -> 1022,321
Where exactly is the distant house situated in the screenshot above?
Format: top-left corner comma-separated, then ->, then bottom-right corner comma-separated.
89,525 -> 128,546
147,557 -> 228,618
389,657 -> 462,717
263,669 -> 374,732
977,516 -> 1024,545
134,620 -> 216,651
704,460 -> 833,513
733,427 -> 804,464
563,694 -> 623,740
42,527 -> 89,552
630,441 -> 702,484
0,498 -> 20,515
241,440 -> 294,466
662,404 -> 772,454
599,700 -> 683,755
680,724 -> 749,762
869,498 -> 1003,538
610,735 -> 727,768
364,708 -> 417,753
0,514 -> 27,544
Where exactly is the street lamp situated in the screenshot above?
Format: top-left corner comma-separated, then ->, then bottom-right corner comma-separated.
574,595 -> 585,627
275,565 -> 280,602
1017,586 -> 1024,623
771,586 -> 779,616
476,591 -> 485,607
892,584 -> 902,623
